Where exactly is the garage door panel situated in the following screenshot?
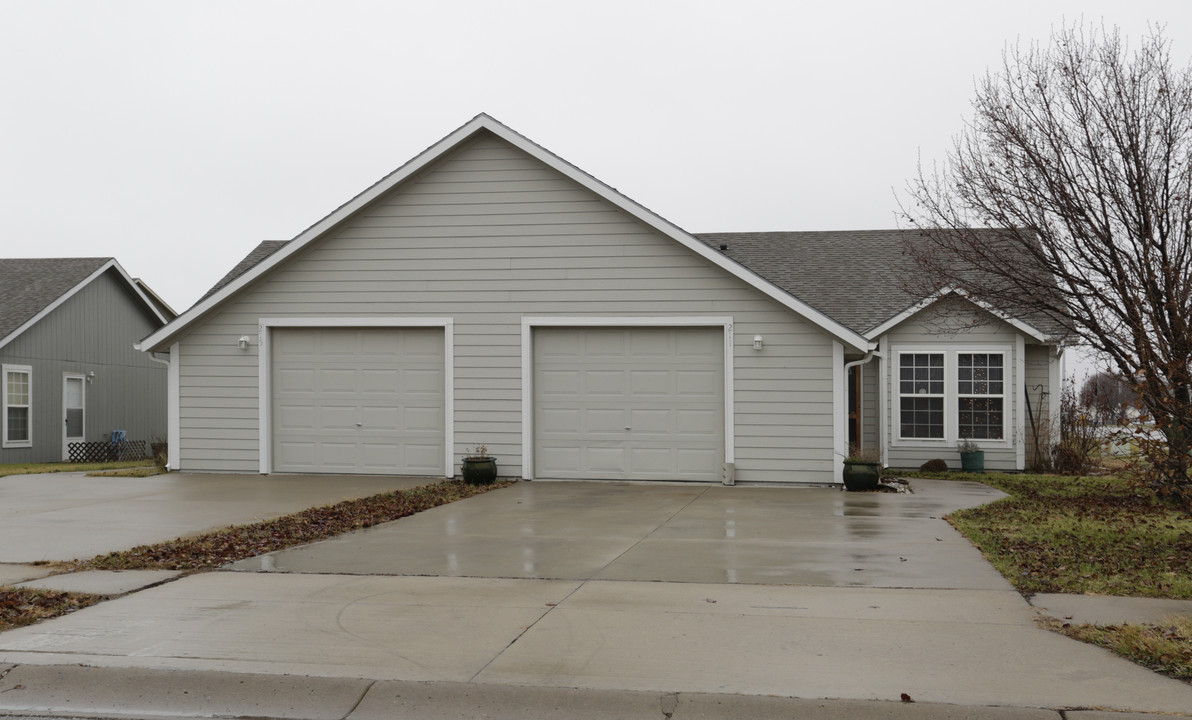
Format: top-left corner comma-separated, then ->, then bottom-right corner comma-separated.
677,370 -> 718,397
535,327 -> 724,481
630,370 -> 671,396
629,408 -> 671,433
677,448 -> 721,474
272,327 -> 445,475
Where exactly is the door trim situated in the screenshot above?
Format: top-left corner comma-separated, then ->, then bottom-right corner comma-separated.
62,372 -> 86,461
521,316 -> 734,480
257,317 -> 454,476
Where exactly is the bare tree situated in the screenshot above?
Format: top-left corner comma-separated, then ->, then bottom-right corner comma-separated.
903,25 -> 1192,506
1080,370 -> 1141,423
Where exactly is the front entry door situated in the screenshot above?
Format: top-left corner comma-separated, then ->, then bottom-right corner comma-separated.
63,374 -> 85,460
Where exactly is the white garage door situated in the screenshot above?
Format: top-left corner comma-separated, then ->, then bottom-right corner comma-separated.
534,327 -> 724,481
271,327 -> 444,475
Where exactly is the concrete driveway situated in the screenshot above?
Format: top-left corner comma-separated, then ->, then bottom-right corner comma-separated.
0,472 -> 431,563
229,479 -> 1012,589
5,479 -> 1192,714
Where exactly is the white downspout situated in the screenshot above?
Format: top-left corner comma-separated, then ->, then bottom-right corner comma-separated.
844,348 -> 883,463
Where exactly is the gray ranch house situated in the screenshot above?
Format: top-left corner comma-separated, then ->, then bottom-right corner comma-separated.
138,115 -> 1064,483
1,258 -> 173,463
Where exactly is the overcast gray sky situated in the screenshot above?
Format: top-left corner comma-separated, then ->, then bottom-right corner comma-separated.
2,0 -> 1189,376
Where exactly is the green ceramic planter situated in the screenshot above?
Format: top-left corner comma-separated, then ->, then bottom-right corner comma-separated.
842,461 -> 881,491
461,457 -> 498,485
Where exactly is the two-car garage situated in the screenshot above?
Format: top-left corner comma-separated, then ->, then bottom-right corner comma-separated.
265,323 -> 727,481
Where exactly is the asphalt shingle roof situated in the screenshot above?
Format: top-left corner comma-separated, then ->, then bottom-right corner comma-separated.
0,258 -> 112,343
197,241 -> 288,304
694,229 -> 1066,337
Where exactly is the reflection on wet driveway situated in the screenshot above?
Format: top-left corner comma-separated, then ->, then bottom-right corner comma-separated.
228,479 -> 1013,589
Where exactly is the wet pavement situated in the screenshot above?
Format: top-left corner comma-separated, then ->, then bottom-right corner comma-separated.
0,472 -> 436,563
229,479 -> 1012,589
5,478 -> 1192,714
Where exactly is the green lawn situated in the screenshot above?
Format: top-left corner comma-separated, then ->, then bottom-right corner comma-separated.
918,471 -> 1192,599
0,460 -> 156,478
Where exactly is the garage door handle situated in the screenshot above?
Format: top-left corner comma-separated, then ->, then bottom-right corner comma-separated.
624,426 -> 631,430
356,422 -> 363,427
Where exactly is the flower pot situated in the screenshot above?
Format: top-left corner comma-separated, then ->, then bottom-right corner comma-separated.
461,457 -> 498,485
960,450 -> 985,473
842,461 -> 881,491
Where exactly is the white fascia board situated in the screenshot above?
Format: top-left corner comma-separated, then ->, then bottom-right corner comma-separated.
139,113 -> 873,354
3,259 -> 167,352
864,286 -> 1048,343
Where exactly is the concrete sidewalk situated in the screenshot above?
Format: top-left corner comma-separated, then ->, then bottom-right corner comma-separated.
3,573 -> 1192,714
3,663 -> 1160,720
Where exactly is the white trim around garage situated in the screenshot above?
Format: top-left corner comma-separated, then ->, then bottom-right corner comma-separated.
833,341 -> 845,483
256,317 -> 455,476
168,342 -> 180,471
520,316 -> 735,481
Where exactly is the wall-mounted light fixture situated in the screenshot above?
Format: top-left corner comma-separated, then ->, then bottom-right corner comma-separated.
86,371 -> 96,384
237,336 -> 251,350
753,335 -> 764,350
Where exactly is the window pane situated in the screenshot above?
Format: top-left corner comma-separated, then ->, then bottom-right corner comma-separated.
6,371 -> 29,405
6,407 -> 28,442
900,397 -> 944,438
958,397 -> 1003,440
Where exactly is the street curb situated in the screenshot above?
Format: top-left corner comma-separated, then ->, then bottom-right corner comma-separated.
2,664 -> 1186,720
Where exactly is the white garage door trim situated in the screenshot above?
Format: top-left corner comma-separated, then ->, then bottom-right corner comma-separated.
257,317 -> 454,475
521,316 -> 734,480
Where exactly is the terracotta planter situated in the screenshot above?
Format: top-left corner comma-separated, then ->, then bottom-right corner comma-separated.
461,457 -> 498,485
842,461 -> 881,491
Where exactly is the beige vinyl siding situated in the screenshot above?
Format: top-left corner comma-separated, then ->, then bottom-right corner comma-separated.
0,270 -> 167,463
177,131 -> 838,483
883,297 -> 1022,471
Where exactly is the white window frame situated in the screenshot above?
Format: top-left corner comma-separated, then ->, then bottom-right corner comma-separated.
2,364 -> 33,449
895,351 -> 946,441
956,351 -> 1007,442
891,346 -> 1013,449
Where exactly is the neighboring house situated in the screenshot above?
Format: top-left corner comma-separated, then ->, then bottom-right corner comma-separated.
1,258 -> 173,463
138,114 -> 1065,483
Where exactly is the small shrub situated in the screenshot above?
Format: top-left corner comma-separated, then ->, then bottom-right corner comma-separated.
920,458 -> 948,472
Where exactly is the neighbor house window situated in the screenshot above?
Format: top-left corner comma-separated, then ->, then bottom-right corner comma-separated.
2,365 -> 32,448
899,353 -> 944,438
958,353 -> 1004,439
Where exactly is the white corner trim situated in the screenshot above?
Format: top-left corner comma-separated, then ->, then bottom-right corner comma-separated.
1016,334 -> 1026,470
520,316 -> 735,481
878,336 -> 889,467
1,363 -> 33,449
256,317 -> 455,476
865,286 -> 1047,343
832,341 -> 845,483
138,114 -> 873,354
168,343 -> 180,471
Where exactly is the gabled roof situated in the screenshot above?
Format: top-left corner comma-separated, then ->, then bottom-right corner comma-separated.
695,230 -> 1063,340
138,114 -> 874,353
0,258 -> 171,351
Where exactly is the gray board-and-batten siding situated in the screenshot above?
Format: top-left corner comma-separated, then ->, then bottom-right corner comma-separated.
175,131 -> 840,483
1,269 -> 167,463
